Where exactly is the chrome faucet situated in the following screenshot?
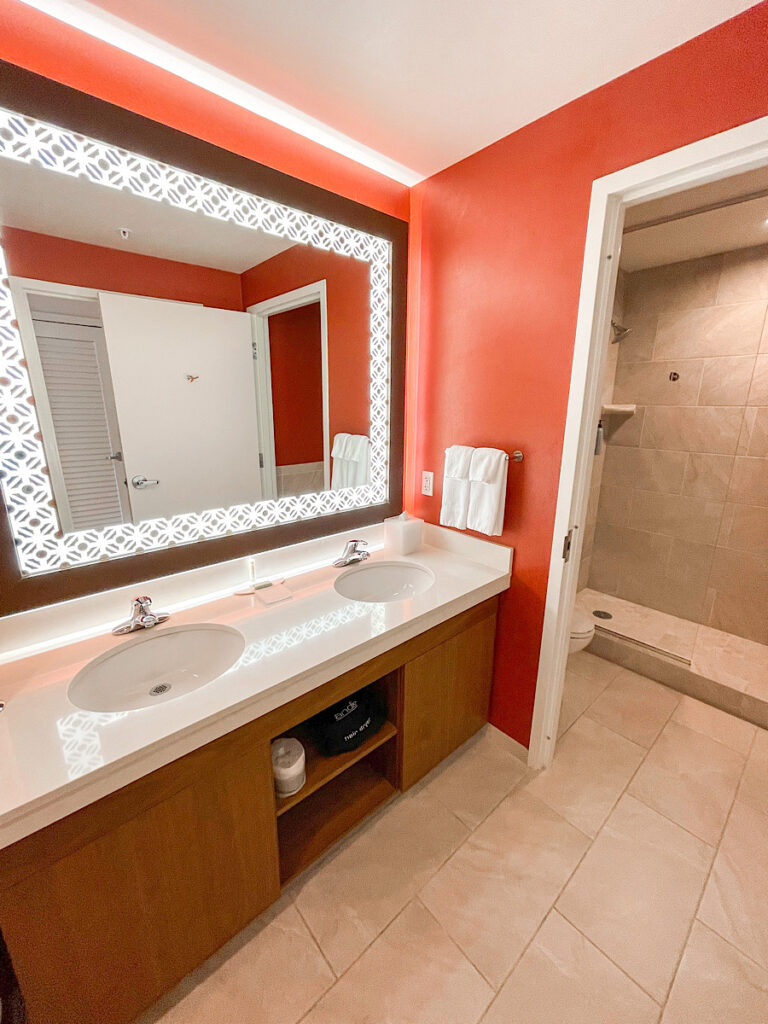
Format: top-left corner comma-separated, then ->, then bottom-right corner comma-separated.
112,596 -> 170,636
333,539 -> 370,568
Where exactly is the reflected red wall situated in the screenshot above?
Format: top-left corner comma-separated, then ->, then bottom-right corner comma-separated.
268,303 -> 324,465
242,245 -> 370,446
3,227 -> 244,310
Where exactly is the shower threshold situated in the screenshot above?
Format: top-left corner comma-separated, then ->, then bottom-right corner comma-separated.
576,588 -> 768,729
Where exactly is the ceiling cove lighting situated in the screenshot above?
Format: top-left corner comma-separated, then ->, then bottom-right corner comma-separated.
17,0 -> 424,187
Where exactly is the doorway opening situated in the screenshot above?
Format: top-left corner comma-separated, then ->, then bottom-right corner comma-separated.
530,117 -> 768,769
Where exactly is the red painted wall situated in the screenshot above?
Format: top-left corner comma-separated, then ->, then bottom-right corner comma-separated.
268,303 -> 324,466
0,0 -> 408,221
407,1 -> 768,746
242,245 -> 370,446
2,227 -> 244,310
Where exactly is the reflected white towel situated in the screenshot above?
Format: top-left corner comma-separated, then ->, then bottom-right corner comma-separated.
331,432 -> 351,489
440,445 -> 474,529
346,435 -> 370,486
467,447 -> 507,536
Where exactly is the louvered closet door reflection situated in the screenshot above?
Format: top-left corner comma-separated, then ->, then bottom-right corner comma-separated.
34,319 -> 127,532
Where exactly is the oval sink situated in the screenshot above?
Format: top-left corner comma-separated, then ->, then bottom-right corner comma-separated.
334,561 -> 435,603
68,623 -> 245,713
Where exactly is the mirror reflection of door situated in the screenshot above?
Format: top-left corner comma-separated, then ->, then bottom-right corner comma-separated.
267,302 -> 326,498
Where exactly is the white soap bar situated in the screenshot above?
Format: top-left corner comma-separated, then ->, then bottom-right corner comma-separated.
271,737 -> 306,797
384,511 -> 423,555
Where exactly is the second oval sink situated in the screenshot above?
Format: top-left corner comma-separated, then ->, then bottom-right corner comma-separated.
334,561 -> 435,603
68,623 -> 245,713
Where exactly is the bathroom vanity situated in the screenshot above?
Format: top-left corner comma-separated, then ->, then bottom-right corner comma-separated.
0,532 -> 511,1024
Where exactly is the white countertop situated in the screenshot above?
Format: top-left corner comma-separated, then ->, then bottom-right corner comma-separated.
0,526 -> 511,849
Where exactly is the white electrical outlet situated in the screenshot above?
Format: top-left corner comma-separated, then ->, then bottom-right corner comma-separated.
421,470 -> 434,496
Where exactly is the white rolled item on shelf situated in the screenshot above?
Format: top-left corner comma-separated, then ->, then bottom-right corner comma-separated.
271,737 -> 306,798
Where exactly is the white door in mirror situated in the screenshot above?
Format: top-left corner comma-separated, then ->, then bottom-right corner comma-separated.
334,561 -> 435,603
67,623 -> 245,713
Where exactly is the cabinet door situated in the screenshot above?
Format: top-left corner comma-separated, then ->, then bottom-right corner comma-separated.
401,604 -> 498,790
0,741 -> 280,1024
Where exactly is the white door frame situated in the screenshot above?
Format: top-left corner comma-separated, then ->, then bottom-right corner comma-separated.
248,280 -> 330,495
528,114 -> 768,770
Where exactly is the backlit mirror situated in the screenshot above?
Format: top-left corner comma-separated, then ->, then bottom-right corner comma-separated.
0,105 -> 393,577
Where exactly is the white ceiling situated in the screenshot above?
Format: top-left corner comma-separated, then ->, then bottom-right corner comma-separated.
52,0 -> 755,179
0,160 -> 295,273
621,167 -> 768,270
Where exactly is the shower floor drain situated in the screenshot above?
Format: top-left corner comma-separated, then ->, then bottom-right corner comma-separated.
593,609 -> 613,620
149,683 -> 171,696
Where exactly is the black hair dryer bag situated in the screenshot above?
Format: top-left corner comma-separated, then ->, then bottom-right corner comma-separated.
309,689 -> 385,756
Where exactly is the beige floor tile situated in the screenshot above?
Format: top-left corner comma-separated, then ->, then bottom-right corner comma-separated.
557,794 -> 713,1002
557,668 -> 612,737
698,798 -> 768,971
566,647 -> 622,684
525,716 -> 645,837
628,719 -> 744,845
672,694 -> 756,755
577,589 -> 698,660
302,900 -> 493,1024
294,787 -> 468,975
422,725 -> 527,829
420,790 -> 589,989
738,726 -> 768,815
692,625 -> 768,693
137,899 -> 333,1024
585,669 -> 679,747
481,911 -> 660,1024
662,921 -> 768,1024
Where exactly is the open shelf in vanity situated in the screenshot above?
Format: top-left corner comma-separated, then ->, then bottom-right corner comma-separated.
273,671 -> 401,883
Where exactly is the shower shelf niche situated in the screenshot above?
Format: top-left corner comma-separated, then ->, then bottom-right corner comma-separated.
601,403 -> 636,417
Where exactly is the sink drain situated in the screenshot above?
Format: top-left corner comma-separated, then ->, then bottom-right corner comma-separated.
149,683 -> 171,696
593,609 -> 613,620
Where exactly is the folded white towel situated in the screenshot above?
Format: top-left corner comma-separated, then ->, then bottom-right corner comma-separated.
346,435 -> 370,487
440,444 -> 474,529
467,447 -> 507,536
331,432 -> 351,459
445,444 -> 473,479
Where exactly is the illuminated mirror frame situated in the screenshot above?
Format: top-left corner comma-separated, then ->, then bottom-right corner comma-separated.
0,105 -> 392,578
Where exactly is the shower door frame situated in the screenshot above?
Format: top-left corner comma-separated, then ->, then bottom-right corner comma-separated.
529,114 -> 768,770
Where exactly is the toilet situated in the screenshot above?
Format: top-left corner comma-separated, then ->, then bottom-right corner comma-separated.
569,605 -> 596,653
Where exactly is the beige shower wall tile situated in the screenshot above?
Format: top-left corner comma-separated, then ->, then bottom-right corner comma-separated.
727,456 -> 768,506
707,588 -> 768,647
654,301 -> 766,360
698,355 -> 756,405
624,255 -> 722,318
596,485 -> 631,526
589,522 -> 671,595
602,446 -> 687,494
748,355 -> 768,404
617,314 -> 658,364
629,490 -> 723,545
682,453 -> 734,501
717,503 -> 768,555
716,244 -> 768,303
642,405 -> 743,454
613,358 -> 702,406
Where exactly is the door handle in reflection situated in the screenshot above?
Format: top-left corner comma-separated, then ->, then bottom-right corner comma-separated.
131,475 -> 159,489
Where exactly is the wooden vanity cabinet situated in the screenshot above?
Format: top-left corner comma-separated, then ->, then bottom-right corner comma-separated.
0,597 -> 498,1024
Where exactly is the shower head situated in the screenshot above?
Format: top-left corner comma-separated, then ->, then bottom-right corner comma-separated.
611,320 -> 631,342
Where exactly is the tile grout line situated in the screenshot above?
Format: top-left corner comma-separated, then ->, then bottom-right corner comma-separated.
537,688 -> 683,1007
655,724 -> 759,1014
